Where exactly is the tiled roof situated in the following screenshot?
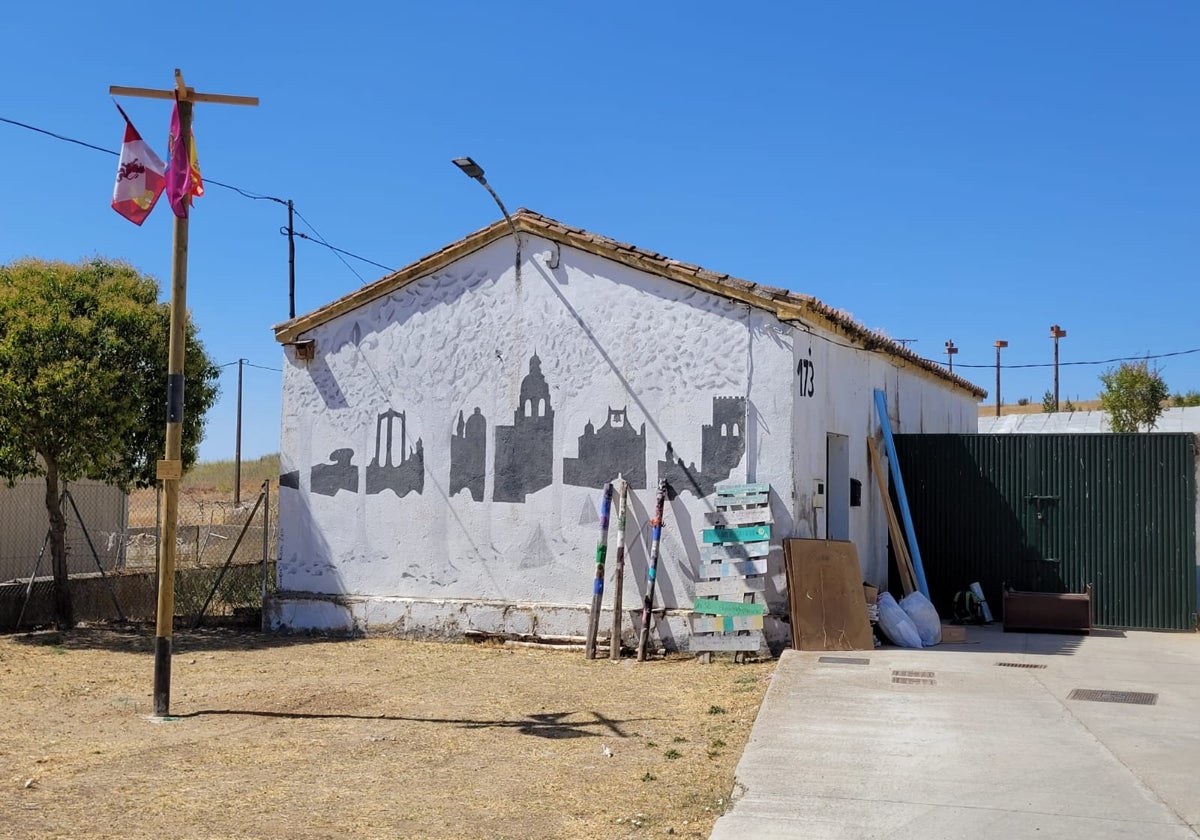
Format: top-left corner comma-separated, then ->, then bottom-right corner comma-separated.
275,209 -> 986,398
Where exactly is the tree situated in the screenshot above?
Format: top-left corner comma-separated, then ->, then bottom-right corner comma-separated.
0,258 -> 219,627
1170,390 -> 1200,408
1041,390 -> 1056,413
1098,360 -> 1168,433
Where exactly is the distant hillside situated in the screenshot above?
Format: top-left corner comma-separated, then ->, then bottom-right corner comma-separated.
183,454 -> 280,494
979,400 -> 1102,417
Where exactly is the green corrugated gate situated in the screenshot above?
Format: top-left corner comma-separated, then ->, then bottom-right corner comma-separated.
892,433 -> 1197,630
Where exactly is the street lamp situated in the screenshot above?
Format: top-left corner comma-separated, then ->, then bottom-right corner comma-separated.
452,157 -> 521,282
1050,325 -> 1067,411
944,339 -> 958,373
994,340 -> 1008,417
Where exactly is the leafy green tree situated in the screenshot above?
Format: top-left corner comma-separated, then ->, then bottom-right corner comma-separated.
1062,398 -> 1076,412
1170,390 -> 1200,407
1098,360 -> 1169,433
1041,390 -> 1056,413
0,258 -> 219,627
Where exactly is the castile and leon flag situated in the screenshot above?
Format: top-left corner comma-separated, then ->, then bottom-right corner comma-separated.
166,94 -> 203,218
111,103 -> 166,226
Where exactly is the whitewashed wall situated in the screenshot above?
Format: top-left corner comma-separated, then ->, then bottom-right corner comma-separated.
791,330 -> 979,588
273,234 -> 979,644
274,236 -> 796,643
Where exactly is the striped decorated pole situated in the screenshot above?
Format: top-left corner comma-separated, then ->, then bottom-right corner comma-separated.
609,476 -> 630,661
637,479 -> 669,662
585,482 -> 615,659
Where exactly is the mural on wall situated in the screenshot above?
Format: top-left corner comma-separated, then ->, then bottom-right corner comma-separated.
494,354 -> 555,503
365,409 -> 425,497
658,396 -> 747,498
562,406 -> 647,489
450,407 -> 488,502
311,448 -> 359,496
280,469 -> 300,489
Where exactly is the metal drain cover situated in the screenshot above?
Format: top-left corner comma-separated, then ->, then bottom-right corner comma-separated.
818,656 -> 870,665
892,676 -> 936,685
892,670 -> 934,679
1068,688 -> 1158,705
997,662 -> 1047,669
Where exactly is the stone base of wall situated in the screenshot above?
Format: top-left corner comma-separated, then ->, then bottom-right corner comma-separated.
266,592 -> 791,653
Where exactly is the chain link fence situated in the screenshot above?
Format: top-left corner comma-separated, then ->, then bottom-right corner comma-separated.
1,478 -> 277,630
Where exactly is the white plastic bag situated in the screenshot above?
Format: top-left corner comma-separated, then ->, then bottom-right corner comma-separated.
877,592 -> 922,649
899,591 -> 942,646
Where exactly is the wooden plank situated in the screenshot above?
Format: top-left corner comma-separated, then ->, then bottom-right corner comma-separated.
783,538 -> 874,651
690,614 -> 764,633
714,491 -> 770,507
701,558 -> 770,578
695,577 -> 768,597
705,508 -> 773,527
867,436 -> 916,595
715,483 -> 770,496
692,598 -> 767,617
702,525 -> 771,545
702,542 -> 771,562
688,631 -> 763,652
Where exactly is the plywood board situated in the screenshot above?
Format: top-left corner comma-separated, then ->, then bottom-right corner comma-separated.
783,538 -> 874,651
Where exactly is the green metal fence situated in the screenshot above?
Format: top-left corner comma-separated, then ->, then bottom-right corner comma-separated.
892,433 -> 1197,630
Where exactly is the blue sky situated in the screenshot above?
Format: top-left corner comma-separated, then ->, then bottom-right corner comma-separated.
2,2 -> 1197,461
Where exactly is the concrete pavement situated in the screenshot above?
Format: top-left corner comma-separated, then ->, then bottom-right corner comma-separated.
711,625 -> 1200,839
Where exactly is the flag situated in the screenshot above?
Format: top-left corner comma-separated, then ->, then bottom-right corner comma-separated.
166,96 -> 202,217
111,103 -> 166,226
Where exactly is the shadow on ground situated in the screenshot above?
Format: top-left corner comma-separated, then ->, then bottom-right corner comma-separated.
176,708 -> 649,739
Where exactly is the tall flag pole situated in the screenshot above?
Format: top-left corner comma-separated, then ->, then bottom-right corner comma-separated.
108,69 -> 258,719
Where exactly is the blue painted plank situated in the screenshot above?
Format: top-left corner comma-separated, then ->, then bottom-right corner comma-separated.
703,525 -> 771,545
874,389 -> 930,599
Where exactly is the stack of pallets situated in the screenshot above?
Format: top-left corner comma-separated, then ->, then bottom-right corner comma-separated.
690,483 -> 772,661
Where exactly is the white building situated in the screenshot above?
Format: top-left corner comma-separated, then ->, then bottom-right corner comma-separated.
270,210 -> 984,648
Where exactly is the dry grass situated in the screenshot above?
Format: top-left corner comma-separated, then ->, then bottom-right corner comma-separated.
0,627 -> 773,839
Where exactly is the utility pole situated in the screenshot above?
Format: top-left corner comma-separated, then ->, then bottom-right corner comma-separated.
994,340 -> 1008,417
234,358 -> 246,506
287,200 -> 296,319
944,339 -> 958,373
109,70 -> 257,719
1050,324 -> 1067,411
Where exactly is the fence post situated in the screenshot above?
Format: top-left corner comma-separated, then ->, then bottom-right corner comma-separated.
261,479 -> 270,632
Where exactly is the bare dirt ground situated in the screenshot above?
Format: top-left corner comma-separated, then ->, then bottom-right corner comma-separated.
0,626 -> 773,839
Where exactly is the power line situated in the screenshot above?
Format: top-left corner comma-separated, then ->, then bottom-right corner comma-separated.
1,113 -> 390,286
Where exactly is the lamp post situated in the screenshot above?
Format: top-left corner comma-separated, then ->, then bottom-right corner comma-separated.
944,339 -> 958,373
452,157 -> 520,283
994,340 -> 1008,417
1050,324 -> 1067,411
233,358 -> 246,506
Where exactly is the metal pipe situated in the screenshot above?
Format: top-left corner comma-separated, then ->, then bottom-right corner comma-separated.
994,340 -> 1008,417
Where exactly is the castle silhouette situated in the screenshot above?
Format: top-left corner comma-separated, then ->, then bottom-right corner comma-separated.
493,354 -> 555,503
563,406 -> 647,489
658,396 -> 746,497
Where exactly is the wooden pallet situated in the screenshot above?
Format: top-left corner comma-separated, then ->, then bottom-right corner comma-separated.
690,483 -> 771,660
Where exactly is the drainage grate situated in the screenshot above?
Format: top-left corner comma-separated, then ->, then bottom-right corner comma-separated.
891,670 -> 935,686
997,662 -> 1047,669
818,656 -> 870,665
1068,689 -> 1157,706
892,676 -> 936,685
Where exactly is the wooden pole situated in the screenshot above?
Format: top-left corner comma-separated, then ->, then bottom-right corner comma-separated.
585,482 -> 615,659
637,480 -> 669,662
234,358 -> 244,506
109,69 -> 257,719
609,478 -> 630,661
